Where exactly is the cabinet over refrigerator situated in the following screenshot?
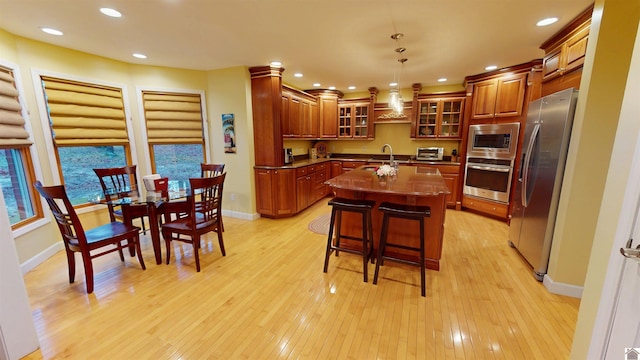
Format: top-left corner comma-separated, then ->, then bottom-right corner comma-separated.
508,88 -> 579,281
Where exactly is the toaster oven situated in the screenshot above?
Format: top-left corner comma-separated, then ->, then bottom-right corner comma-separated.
416,147 -> 444,161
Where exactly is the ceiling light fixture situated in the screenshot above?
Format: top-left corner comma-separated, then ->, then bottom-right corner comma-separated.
270,61 -> 282,67
485,65 -> 498,71
537,17 -> 558,26
41,27 -> 63,36
100,8 -> 122,18
438,78 -> 447,82
133,53 -> 147,59
294,73 -> 303,78
389,33 -> 407,115
313,83 -> 321,87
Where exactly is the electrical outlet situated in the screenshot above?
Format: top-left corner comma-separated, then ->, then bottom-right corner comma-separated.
230,193 -> 236,201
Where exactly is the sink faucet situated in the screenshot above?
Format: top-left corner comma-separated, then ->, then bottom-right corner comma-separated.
381,143 -> 394,165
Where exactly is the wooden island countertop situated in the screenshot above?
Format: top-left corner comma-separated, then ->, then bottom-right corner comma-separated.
325,165 -> 450,270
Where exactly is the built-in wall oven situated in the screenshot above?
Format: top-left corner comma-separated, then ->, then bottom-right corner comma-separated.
463,123 -> 520,203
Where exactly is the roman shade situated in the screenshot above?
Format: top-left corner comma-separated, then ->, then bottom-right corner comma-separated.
142,91 -> 204,144
0,67 -> 32,146
41,76 -> 129,145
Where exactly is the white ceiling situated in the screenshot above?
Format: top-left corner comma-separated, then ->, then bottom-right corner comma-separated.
0,0 -> 593,93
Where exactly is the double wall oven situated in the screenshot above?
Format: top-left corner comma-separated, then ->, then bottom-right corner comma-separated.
463,123 -> 520,203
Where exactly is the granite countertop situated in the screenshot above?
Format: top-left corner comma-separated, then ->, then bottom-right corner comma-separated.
325,165 -> 450,196
254,153 -> 460,169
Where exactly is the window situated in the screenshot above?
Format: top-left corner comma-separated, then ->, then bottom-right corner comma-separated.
40,76 -> 132,205
142,91 -> 206,184
0,65 -> 40,228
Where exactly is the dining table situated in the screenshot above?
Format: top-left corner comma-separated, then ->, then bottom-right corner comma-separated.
93,181 -> 190,265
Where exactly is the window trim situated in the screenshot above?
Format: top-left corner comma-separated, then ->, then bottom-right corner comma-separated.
135,86 -> 210,173
0,59 -> 46,234
31,69 -> 140,204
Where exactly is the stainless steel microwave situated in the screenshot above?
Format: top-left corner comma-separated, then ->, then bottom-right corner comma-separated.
468,123 -> 520,159
416,147 -> 444,161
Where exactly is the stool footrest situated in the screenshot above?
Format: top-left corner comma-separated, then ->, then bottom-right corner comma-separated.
382,242 -> 421,253
380,255 -> 421,268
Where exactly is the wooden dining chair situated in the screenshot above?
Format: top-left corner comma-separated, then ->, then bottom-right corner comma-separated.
34,181 -> 146,294
200,163 -> 225,177
94,165 -> 150,234
200,163 -> 225,231
161,173 -> 226,272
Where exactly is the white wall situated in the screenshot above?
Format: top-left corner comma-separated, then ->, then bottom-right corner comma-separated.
0,189 -> 39,359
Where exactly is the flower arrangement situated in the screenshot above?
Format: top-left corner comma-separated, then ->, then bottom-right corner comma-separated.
375,164 -> 397,178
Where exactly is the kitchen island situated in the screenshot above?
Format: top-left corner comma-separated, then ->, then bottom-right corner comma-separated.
325,165 -> 450,270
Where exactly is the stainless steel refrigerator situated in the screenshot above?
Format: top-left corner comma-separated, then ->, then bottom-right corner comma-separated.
508,88 -> 579,281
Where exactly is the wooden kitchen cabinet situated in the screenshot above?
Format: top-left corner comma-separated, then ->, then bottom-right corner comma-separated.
413,96 -> 465,138
470,72 -> 527,120
296,163 -> 329,212
255,168 -> 296,217
307,89 -> 340,139
330,161 -> 342,178
415,163 -> 461,209
338,102 -> 371,138
296,167 -> 313,212
540,5 -> 592,96
282,87 -> 318,138
462,195 -> 508,219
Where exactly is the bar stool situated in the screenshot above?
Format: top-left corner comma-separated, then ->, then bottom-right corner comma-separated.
323,197 -> 376,282
373,202 -> 431,297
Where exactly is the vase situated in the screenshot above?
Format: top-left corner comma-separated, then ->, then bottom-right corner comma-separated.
378,175 -> 388,185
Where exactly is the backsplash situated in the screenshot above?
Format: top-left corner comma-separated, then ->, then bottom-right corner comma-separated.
283,123 -> 461,159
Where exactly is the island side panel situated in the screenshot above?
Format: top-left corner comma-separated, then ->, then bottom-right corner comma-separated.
332,188 -> 446,271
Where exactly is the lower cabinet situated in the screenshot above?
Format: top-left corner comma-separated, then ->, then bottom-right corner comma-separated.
255,168 -> 296,217
462,195 -> 508,219
256,163 -> 330,218
416,163 -> 461,209
296,163 -> 329,212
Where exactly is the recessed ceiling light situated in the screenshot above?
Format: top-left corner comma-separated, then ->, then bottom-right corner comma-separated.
537,17 -> 558,27
294,73 -> 303,78
328,86 -> 336,90
348,86 -> 356,90
41,27 -> 63,36
313,83 -> 321,87
437,78 -> 447,82
100,8 -> 122,18
389,82 -> 398,87
485,65 -> 498,71
270,61 -> 282,67
133,53 -> 147,59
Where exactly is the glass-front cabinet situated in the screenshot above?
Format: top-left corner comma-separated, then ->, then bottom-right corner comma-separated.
414,96 -> 464,139
338,102 -> 370,138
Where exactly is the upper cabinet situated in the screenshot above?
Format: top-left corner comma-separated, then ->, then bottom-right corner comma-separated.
411,85 -> 465,139
338,102 -> 370,138
469,72 -> 527,120
281,86 -> 318,139
540,5 -> 592,96
337,88 -> 377,139
307,89 -> 341,139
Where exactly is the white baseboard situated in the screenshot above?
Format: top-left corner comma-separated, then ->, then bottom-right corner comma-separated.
543,274 -> 583,298
20,241 -> 63,275
222,209 -> 260,221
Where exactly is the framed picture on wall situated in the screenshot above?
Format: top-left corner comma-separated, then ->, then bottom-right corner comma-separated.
222,113 -> 236,153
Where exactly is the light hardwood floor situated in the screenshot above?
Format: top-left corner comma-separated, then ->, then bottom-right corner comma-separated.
22,199 -> 580,359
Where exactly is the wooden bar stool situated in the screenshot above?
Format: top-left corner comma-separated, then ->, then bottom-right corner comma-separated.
373,202 -> 431,297
323,197 -> 376,282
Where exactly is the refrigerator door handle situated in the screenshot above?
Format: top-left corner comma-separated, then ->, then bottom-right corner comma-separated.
522,123 -> 541,207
